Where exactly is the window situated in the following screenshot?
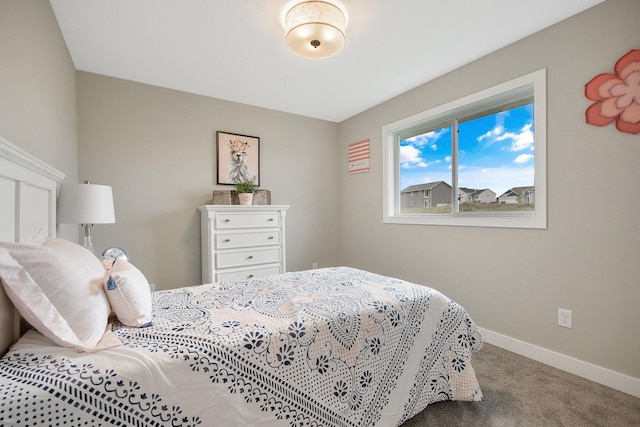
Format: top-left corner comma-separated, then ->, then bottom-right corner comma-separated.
383,69 -> 546,229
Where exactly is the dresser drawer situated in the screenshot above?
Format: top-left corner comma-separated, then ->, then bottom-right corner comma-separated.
216,265 -> 281,282
215,230 -> 279,249
216,212 -> 279,229
216,247 -> 281,269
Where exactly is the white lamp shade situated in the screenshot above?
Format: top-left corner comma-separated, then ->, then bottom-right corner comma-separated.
57,183 -> 115,224
285,1 -> 346,59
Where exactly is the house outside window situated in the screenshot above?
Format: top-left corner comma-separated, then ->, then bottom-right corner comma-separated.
382,69 -> 547,229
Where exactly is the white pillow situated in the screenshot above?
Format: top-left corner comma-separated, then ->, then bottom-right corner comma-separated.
0,237 -> 120,351
104,259 -> 153,327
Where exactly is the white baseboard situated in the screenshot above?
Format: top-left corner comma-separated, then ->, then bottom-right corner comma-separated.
477,327 -> 640,399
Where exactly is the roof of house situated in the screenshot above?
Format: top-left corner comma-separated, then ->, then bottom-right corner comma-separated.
459,187 -> 496,196
401,181 -> 451,193
498,186 -> 535,198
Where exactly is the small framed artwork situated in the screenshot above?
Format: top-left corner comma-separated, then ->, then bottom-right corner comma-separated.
216,131 -> 260,185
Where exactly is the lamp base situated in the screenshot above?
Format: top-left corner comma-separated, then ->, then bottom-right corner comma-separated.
82,224 -> 97,257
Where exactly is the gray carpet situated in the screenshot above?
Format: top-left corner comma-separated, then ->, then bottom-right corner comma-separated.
400,343 -> 640,426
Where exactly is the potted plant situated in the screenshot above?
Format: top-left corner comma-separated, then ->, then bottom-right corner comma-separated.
234,179 -> 257,205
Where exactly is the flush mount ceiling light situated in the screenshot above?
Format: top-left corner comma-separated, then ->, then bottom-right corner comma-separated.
285,1 -> 346,59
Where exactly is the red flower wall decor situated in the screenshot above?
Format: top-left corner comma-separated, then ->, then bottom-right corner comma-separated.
585,49 -> 640,135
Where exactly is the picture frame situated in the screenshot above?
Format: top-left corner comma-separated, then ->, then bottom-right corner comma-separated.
216,131 -> 260,186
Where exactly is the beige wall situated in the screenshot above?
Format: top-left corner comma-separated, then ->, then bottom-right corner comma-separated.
77,72 -> 341,289
0,0 -> 77,180
338,0 -> 640,380
0,0 -> 78,240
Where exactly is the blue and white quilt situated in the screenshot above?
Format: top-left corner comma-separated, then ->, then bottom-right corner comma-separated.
0,267 -> 483,426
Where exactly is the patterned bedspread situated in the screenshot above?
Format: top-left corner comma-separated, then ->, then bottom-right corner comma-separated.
0,267 -> 482,426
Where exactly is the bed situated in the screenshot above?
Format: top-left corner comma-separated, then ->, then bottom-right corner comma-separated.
0,136 -> 483,426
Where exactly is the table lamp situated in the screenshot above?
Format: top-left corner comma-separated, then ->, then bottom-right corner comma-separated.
57,181 -> 115,254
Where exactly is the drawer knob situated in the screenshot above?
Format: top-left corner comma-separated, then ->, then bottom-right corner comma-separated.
247,255 -> 254,259
247,274 -> 254,278
267,218 -> 274,222
224,239 -> 231,243
268,236 -> 274,240
224,219 -> 230,223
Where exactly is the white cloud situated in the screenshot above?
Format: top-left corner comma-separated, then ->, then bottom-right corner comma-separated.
507,124 -> 534,152
514,153 -> 534,164
490,123 -> 533,152
401,129 -> 450,169
405,128 -> 450,147
478,125 -> 505,143
477,111 -> 508,143
477,112 -> 534,152
400,144 -> 427,169
400,144 -> 420,162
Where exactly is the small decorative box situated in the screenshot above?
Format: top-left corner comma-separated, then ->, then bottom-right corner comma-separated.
212,190 -> 232,205
212,189 -> 271,205
252,189 -> 271,205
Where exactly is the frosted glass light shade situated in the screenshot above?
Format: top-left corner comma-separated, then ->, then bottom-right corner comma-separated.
285,1 -> 346,59
57,183 -> 115,225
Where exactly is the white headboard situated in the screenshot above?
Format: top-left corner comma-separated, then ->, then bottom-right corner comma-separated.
0,136 -> 64,354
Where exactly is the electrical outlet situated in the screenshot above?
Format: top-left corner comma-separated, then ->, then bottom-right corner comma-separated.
312,262 -> 318,269
558,308 -> 572,328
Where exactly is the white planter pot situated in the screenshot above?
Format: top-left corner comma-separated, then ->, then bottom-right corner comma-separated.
238,193 -> 253,205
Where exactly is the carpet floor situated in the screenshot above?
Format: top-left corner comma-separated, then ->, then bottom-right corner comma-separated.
401,343 -> 640,426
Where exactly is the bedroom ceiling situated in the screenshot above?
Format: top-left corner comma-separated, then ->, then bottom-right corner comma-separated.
49,0 -> 603,123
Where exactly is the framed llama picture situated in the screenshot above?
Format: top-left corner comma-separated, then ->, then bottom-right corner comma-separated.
216,131 -> 260,186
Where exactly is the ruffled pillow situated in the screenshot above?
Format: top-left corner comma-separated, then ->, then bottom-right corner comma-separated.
103,259 -> 153,328
0,236 -> 120,351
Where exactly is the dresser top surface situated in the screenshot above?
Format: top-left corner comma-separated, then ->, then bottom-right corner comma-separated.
199,205 -> 289,213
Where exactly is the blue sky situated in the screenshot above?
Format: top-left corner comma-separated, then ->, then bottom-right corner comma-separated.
399,104 -> 534,197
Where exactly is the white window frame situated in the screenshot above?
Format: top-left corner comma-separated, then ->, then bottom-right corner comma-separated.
382,69 -> 547,229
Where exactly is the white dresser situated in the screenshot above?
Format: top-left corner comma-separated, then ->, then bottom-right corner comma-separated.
198,205 -> 289,283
